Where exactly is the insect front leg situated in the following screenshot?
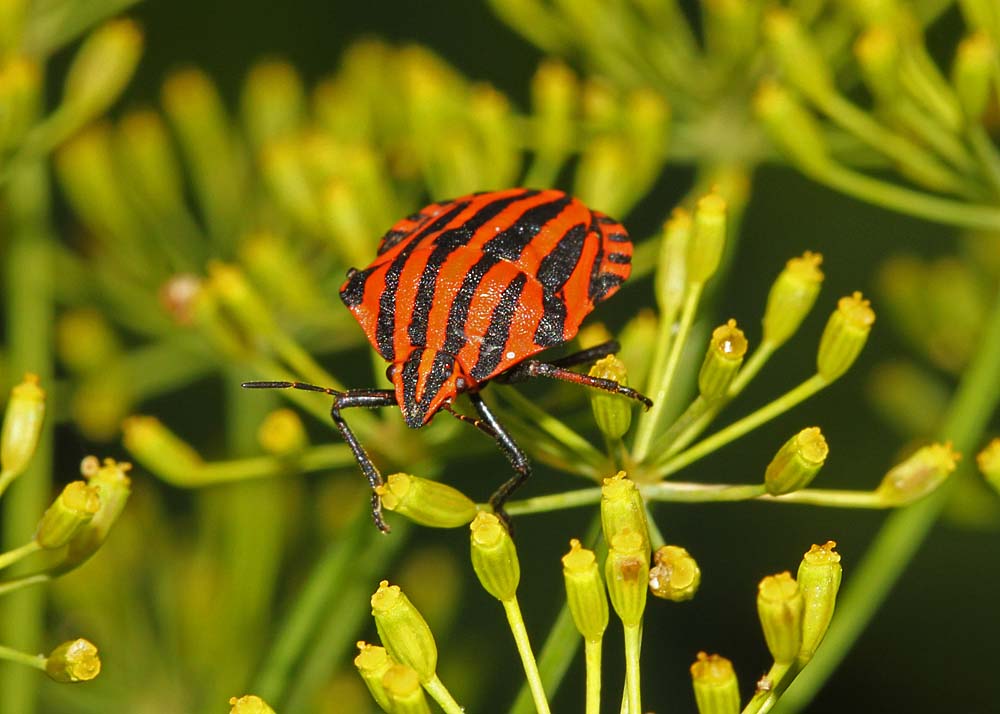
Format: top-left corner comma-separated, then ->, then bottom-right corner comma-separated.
329,389 -> 398,532
468,392 -> 531,529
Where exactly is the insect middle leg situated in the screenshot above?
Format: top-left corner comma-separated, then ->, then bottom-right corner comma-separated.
467,391 -> 531,527
242,381 -> 397,532
497,353 -> 653,408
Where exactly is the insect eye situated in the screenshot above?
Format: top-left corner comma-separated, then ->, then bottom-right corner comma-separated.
385,364 -> 397,381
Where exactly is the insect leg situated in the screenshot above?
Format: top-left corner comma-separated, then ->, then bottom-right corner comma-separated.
498,360 -> 653,409
547,339 -> 621,369
468,392 -> 531,528
442,402 -> 498,439
243,381 -> 397,532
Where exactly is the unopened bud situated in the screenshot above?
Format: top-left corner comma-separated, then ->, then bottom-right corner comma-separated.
600,472 -> 649,556
764,9 -> 833,98
64,457 -> 131,569
228,695 -> 276,714
977,438 -> 1000,494
656,209 -> 692,314
562,539 -> 609,642
763,251 -> 824,347
531,60 -> 577,164
354,641 -> 394,712
36,481 -> 100,549
698,320 -> 747,401
876,442 -> 958,506
1,373 -> 46,478
55,308 -> 120,375
855,26 -> 901,101
383,663 -> 431,714
208,261 -> 277,337
371,581 -> 438,683
574,135 -> 632,217
116,109 -> 186,212
757,572 -> 804,664
242,58 -> 305,147
589,355 -> 633,439
797,541 -> 842,661
378,473 -> 477,528
470,512 -> 519,601
688,193 -> 727,284
63,19 -> 142,121
817,292 -> 875,381
605,530 -> 649,628
257,408 -> 307,457
690,652 -> 740,714
952,32 -> 996,123
122,416 -> 203,486
0,56 -> 41,148
765,427 -> 828,495
754,80 -> 828,170
45,639 -> 101,682
649,545 -> 701,601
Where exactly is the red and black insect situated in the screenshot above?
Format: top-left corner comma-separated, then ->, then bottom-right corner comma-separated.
245,188 -> 652,531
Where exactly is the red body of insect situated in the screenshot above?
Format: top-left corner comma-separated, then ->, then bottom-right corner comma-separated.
246,188 -> 648,531
339,188 -> 633,427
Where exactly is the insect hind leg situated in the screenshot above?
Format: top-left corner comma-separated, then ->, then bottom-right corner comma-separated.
547,339 -> 620,369
468,392 -> 530,529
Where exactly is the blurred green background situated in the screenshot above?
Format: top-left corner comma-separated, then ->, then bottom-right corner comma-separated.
2,1 -> 999,713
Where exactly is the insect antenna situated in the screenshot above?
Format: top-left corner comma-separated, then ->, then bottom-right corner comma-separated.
241,380 -> 340,396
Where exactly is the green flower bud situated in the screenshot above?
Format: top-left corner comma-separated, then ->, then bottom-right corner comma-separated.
208,261 -> 277,338
875,442 -> 958,506
371,580 -> 438,683
36,481 -> 101,549
977,438 -> 1000,495
855,26 -> 901,101
469,84 -> 519,189
62,457 -> 131,570
531,59 -> 577,165
116,109 -> 186,213
649,545 -> 701,602
764,9 -> 833,98
762,251 -> 825,347
952,32 -> 996,123
688,193 -> 727,284
0,56 -> 41,149
470,512 -> 520,601
1,373 -> 46,478
605,530 -> 649,628
562,539 -> 609,641
354,641 -> 394,712
228,695 -> 276,714
816,292 -> 876,382
55,308 -> 120,375
574,135 -> 632,217
765,427 -> 829,495
589,355 -> 633,439
655,209 -> 692,315
322,178 -> 376,267
239,232 -> 326,313
241,58 -> 305,148
797,541 -> 842,661
690,652 -> 740,714
600,471 -> 649,557
757,572 -> 804,665
383,664 -> 432,714
753,80 -> 828,170
378,473 -> 477,529
45,639 -> 101,682
122,415 -> 203,486
698,320 -> 747,401
257,408 -> 308,457
63,19 -> 143,123
258,138 -> 321,233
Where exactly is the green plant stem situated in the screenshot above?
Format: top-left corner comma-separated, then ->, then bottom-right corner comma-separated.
166,443 -> 355,486
812,161 -> 1000,230
772,280 -> 1000,714
742,662 -> 793,714
622,624 -> 642,714
968,125 -> 1000,198
503,597 -> 552,714
424,674 -> 465,714
634,284 -> 704,461
0,542 -> 41,572
509,517 -> 605,714
2,160 -> 53,714
0,574 -> 50,599
498,389 -> 606,469
584,639 -> 602,714
0,645 -> 45,672
652,374 -> 828,475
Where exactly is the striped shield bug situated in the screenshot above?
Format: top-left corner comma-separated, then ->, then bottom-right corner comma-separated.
245,188 -> 652,531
